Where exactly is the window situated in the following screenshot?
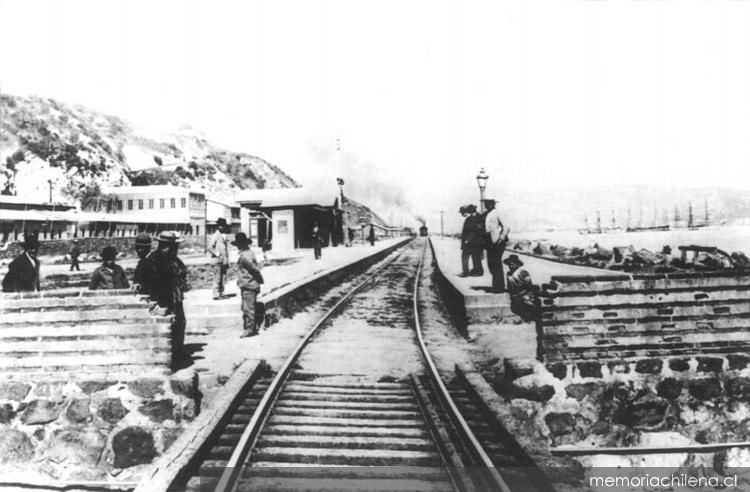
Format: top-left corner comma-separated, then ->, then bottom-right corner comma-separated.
278,220 -> 288,234
127,200 -> 133,210
138,199 -> 144,210
181,198 -> 187,208
170,198 -> 176,209
160,199 -> 165,209
148,199 -> 154,209
116,200 -> 123,211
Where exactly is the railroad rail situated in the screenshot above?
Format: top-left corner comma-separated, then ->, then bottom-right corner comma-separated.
170,239 -> 549,491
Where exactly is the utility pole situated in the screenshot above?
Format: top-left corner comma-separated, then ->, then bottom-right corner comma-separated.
440,211 -> 444,238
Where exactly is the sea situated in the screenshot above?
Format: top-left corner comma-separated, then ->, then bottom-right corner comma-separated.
519,225 -> 750,256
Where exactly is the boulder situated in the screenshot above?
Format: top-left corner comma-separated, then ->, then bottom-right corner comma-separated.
138,399 -> 174,423
66,398 -> 91,423
565,382 -> 606,402
632,249 -> 659,265
533,242 -> 553,256
21,399 -> 62,425
668,358 -> 691,372
545,412 -> 578,436
127,379 -> 165,399
98,398 -> 128,425
607,361 -> 630,374
587,244 -> 613,261
514,239 -> 532,252
503,382 -> 555,403
635,359 -> 663,375
546,363 -> 567,380
614,393 -> 668,429
170,371 -> 200,398
656,378 -> 684,400
0,382 -> 31,401
0,429 -> 34,464
688,378 -> 722,401
731,252 -> 750,268
112,427 -> 157,469
550,245 -> 571,257
728,354 -> 750,371
504,358 -> 538,381
46,429 -> 105,465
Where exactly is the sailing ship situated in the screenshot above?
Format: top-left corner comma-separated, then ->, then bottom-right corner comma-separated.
626,203 -> 670,232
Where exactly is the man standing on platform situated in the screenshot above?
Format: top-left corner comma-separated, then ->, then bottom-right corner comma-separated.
2,233 -> 40,293
232,233 -> 264,337
311,221 -> 323,260
89,246 -> 129,290
132,232 -> 154,296
483,198 -> 509,293
151,232 -> 190,369
208,218 -> 230,300
69,238 -> 81,272
460,204 -> 485,277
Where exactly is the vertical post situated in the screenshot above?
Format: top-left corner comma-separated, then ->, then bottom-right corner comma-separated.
440,211 -> 444,238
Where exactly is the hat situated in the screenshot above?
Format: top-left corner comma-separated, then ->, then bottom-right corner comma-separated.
22,233 -> 40,249
157,231 -> 184,244
465,204 -> 477,213
216,218 -> 228,227
504,254 -> 523,267
231,232 -> 252,247
482,198 -> 496,205
101,246 -> 118,260
459,205 -> 468,214
135,232 -> 152,247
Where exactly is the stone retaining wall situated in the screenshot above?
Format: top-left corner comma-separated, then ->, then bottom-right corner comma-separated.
0,371 -> 199,483
540,271 -> 750,362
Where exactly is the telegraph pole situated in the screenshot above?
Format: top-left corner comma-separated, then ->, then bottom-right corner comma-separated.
440,211 -> 444,237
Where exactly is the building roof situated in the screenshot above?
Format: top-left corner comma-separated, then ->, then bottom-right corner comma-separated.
0,209 -> 188,225
0,195 -> 74,209
236,187 -> 339,209
102,185 -> 204,195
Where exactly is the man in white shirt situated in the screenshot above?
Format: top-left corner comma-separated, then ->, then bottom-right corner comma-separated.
483,198 -> 509,293
208,217 -> 230,299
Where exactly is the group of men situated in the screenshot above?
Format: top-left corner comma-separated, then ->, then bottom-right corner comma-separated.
459,198 -> 538,322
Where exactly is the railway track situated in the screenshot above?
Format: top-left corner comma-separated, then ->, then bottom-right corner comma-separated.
173,239 -> 552,492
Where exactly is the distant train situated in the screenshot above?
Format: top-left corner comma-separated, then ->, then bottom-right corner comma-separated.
418,225 -> 429,237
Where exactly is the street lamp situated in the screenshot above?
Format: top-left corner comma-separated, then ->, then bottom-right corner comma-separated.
476,168 -> 489,213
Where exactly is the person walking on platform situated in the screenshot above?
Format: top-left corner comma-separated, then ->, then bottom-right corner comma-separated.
89,246 -> 129,290
368,225 -> 376,246
151,232 -> 190,369
483,198 -> 510,293
233,233 -> 264,337
69,238 -> 81,272
2,233 -> 40,293
505,254 -> 539,322
208,218 -> 230,299
311,222 -> 323,260
348,228 -> 355,247
132,232 -> 154,295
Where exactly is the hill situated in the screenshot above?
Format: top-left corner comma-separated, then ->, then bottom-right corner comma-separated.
0,94 -> 298,203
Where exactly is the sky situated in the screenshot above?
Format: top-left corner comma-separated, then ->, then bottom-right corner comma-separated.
1,0 -> 750,232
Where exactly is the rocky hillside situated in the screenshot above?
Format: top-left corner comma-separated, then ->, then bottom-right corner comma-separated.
343,197 -> 388,228
0,94 -> 298,203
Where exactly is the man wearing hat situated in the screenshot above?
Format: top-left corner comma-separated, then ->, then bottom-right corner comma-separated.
504,254 -> 538,322
460,204 -> 485,277
132,232 -> 155,295
89,246 -> 129,290
208,217 -> 231,299
2,233 -> 41,293
232,233 -> 264,337
69,238 -> 81,272
483,198 -> 510,293
151,231 -> 190,369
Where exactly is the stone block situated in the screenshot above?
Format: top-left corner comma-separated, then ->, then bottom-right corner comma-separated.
577,362 -> 602,379
607,361 -> 630,374
0,404 -> 15,424
689,378 -> 722,401
112,427 -> 157,469
0,429 -> 34,464
614,394 -> 668,429
546,362 -> 567,380
21,399 -> 62,425
46,429 -> 104,465
77,380 -> 116,395
33,381 -> 67,398
170,370 -> 200,398
726,378 -> 750,400
656,378 -> 684,400
127,378 -> 164,399
669,358 -> 691,372
138,399 -> 174,423
635,359 -> 663,375
503,382 -> 555,403
97,398 -> 128,425
728,354 -> 750,371
565,382 -> 606,402
697,357 -> 724,373
504,358 -> 538,381
544,412 -> 578,436
0,382 -> 31,401
66,398 -> 91,423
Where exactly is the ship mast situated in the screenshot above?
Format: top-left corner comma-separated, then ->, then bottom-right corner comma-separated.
596,209 -> 602,234
688,201 -> 694,228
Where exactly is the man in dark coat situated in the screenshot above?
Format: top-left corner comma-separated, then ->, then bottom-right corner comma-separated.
132,232 -> 154,296
150,231 -> 190,370
69,238 -> 81,271
368,225 -> 376,246
311,222 -> 323,259
2,234 -> 41,293
460,204 -> 485,277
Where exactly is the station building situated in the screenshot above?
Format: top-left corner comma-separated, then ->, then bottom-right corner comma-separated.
236,187 -> 343,252
0,196 -> 75,242
206,198 -> 242,235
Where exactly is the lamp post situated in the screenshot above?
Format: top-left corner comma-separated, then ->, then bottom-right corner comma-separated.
440,211 -> 444,238
476,168 -> 489,213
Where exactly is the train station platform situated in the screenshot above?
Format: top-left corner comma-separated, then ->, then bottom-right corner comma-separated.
428,237 -> 617,361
